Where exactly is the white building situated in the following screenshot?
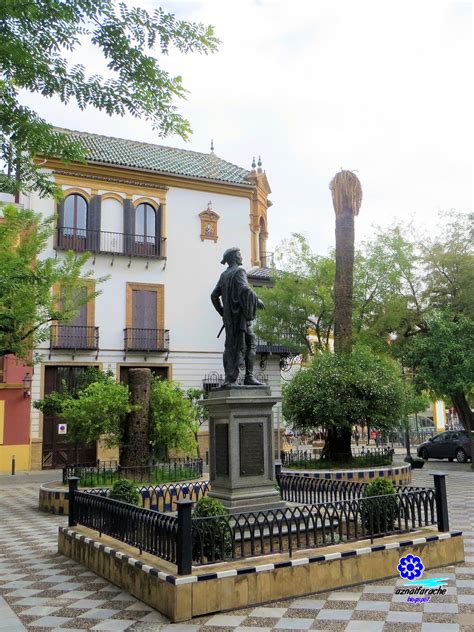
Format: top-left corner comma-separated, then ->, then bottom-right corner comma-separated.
22,129 -> 291,469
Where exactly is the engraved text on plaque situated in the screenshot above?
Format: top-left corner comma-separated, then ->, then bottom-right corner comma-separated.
239,422 -> 264,476
215,424 -> 229,476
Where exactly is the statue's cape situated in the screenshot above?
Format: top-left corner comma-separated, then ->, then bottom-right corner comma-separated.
220,266 -> 258,331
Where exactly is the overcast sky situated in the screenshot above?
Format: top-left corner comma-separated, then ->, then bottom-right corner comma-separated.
21,0 -> 472,256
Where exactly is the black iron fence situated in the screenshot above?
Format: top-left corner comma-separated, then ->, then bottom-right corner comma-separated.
63,458 -> 203,486
278,474 -> 367,504
67,472 -> 449,574
191,486 -> 438,564
282,447 -> 394,469
72,487 -> 179,564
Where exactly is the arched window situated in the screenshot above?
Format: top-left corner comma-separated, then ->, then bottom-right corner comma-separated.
63,193 -> 88,236
135,202 -> 156,245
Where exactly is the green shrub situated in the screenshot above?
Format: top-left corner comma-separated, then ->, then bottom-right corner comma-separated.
364,477 -> 396,497
192,497 -> 232,562
362,477 -> 399,535
109,479 -> 139,505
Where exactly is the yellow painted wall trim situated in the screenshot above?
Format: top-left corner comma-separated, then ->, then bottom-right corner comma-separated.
61,187 -> 92,202
0,444 -> 30,472
125,282 -> 165,331
0,383 -> 23,389
48,161 -> 254,198
133,197 -> 160,209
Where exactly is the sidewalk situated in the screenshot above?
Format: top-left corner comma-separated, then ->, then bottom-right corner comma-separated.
0,469 -> 62,488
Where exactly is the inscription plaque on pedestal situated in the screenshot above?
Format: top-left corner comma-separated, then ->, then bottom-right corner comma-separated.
215,424 -> 229,476
239,422 -> 264,476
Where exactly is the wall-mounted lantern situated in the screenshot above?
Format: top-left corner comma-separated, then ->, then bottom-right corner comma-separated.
23,372 -> 32,398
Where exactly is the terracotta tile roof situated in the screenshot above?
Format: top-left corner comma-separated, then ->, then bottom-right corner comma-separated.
54,128 -> 253,186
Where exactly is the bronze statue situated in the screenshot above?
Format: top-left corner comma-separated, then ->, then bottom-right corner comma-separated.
211,247 -> 265,386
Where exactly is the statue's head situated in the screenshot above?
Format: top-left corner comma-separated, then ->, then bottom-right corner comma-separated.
221,247 -> 242,266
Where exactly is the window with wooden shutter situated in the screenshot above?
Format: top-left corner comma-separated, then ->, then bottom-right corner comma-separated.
125,283 -> 166,351
52,282 -> 97,350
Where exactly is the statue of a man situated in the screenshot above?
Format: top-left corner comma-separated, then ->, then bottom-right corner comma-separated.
211,247 -> 265,386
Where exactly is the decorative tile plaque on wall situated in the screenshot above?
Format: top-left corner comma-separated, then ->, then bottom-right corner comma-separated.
199,202 -> 220,242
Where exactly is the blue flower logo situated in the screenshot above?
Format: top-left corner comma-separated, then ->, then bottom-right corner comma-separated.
397,554 -> 424,581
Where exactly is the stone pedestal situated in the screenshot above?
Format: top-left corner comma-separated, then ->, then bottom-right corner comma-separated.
203,386 -> 284,513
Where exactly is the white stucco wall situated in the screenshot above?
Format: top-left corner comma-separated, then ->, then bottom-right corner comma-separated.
25,173 -> 266,442
28,181 -> 252,355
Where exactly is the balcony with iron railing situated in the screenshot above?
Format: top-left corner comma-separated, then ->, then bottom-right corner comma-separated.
124,328 -> 170,353
255,329 -> 298,355
56,227 -> 166,259
50,325 -> 99,351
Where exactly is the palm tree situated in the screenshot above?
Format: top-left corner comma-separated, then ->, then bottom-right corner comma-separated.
330,170 -> 362,354
322,170 -> 362,461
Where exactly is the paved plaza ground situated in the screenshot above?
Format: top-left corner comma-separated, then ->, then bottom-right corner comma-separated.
0,461 -> 473,631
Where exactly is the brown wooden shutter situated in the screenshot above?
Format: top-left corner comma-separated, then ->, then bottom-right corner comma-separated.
155,204 -> 162,256
132,289 -> 157,349
57,199 -> 65,249
123,199 -> 136,255
86,195 -> 101,252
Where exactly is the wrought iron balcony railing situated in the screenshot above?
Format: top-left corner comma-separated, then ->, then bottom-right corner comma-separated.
50,325 -> 99,350
124,328 -> 170,352
259,251 -> 274,267
56,227 -> 166,259
255,329 -> 297,354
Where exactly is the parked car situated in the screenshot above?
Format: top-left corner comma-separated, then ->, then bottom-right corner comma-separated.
417,431 -> 473,463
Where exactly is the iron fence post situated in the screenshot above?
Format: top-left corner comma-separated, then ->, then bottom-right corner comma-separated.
176,500 -> 193,575
68,477 -> 80,527
275,462 -> 282,483
433,473 -> 449,532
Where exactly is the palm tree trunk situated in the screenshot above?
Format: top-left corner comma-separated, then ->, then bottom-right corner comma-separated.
334,205 -> 354,354
122,368 -> 152,467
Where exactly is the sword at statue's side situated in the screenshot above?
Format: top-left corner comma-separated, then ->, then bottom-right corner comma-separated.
217,323 -> 225,338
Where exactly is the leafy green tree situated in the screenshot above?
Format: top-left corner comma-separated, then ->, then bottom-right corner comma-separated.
282,347 -> 406,461
0,0 -> 219,198
35,370 -> 136,447
256,234 -> 335,354
401,313 -> 474,434
420,211 -> 474,319
256,230 -> 413,356
0,204 -> 105,358
149,379 -> 199,459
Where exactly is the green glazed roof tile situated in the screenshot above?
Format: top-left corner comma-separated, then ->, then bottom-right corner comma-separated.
54,128 -> 253,186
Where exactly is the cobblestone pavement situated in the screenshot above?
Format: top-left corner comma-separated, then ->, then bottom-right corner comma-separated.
0,462 -> 472,631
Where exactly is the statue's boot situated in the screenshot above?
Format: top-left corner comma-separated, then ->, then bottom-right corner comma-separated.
244,373 -> 264,386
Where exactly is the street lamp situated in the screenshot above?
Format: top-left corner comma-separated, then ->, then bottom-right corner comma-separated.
22,372 -> 32,398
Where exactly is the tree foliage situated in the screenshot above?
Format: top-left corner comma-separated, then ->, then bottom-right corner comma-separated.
256,230 -> 413,355
149,379 -> 200,459
264,212 -> 473,435
0,203 -> 106,358
400,313 -> 474,431
282,347 -> 406,437
0,0 -> 219,198
35,369 -> 136,447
